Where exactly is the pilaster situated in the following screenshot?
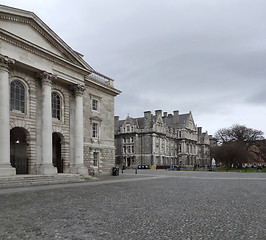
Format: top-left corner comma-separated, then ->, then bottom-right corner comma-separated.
0,55 -> 16,176
70,84 -> 88,176
38,71 -> 57,175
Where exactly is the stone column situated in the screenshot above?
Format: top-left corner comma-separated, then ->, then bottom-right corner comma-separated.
0,55 -> 16,176
71,84 -> 88,175
39,72 -> 57,175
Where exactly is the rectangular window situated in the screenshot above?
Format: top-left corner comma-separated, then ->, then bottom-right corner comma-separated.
92,123 -> 98,138
93,152 -> 99,167
92,99 -> 98,111
127,146 -> 131,153
131,146 -> 134,153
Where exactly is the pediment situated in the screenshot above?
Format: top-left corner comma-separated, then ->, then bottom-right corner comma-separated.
123,116 -> 134,126
0,6 -> 93,71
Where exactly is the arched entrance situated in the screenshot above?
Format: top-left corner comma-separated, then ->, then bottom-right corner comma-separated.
10,127 -> 28,174
52,132 -> 63,173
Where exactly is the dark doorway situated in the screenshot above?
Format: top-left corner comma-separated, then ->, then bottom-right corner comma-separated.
10,127 -> 28,174
127,157 -> 131,167
52,132 -> 63,173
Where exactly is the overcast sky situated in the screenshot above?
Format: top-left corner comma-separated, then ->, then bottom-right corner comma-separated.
2,0 -> 266,136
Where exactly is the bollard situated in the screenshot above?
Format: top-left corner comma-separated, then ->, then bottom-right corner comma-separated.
135,168 -> 137,174
122,168 -> 123,174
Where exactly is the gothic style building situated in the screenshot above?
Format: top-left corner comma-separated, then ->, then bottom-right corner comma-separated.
0,5 -> 120,176
114,110 -> 211,168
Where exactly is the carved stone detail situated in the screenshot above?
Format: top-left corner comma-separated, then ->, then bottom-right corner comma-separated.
73,84 -> 85,97
0,54 -> 15,69
39,71 -> 57,86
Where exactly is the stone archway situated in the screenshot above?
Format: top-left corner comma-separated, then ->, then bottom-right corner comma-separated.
10,127 -> 29,174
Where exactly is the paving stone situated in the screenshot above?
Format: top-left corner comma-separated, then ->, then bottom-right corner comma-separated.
0,170 -> 265,240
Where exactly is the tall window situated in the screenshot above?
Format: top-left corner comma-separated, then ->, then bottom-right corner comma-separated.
131,146 -> 134,153
92,99 -> 98,111
93,152 -> 99,167
10,80 -> 25,113
92,122 -> 98,138
52,92 -> 61,120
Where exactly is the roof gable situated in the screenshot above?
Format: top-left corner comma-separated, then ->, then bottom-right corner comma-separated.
0,5 -> 94,71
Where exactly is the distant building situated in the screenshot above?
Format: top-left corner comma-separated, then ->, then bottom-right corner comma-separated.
114,110 -> 211,168
0,5 -> 120,176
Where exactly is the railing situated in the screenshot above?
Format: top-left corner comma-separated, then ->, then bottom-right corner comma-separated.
87,72 -> 114,87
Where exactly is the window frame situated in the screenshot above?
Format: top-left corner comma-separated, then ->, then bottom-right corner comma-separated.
92,99 -> 99,112
92,122 -> 99,138
10,79 -> 26,114
51,91 -> 61,121
93,152 -> 99,167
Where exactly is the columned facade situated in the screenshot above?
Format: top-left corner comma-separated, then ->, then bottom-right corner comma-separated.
0,55 -> 16,176
0,5 -> 120,177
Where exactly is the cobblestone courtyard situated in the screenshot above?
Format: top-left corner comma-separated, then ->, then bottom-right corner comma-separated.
0,170 -> 265,240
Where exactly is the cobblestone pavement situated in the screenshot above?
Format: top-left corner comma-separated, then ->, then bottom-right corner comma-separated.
0,170 -> 265,240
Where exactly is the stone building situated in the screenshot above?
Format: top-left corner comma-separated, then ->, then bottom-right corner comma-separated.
114,110 -> 211,168
0,5 -> 120,176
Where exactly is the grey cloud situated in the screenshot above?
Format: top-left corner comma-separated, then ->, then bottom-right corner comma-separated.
2,0 -> 266,135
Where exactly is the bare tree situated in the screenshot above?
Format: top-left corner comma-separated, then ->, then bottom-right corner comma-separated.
213,125 -> 264,167
213,142 -> 250,168
215,124 -> 264,145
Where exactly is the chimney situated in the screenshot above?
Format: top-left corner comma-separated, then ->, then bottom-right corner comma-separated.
144,111 -> 152,129
198,127 -> 202,136
173,110 -> 179,125
155,110 -> 162,120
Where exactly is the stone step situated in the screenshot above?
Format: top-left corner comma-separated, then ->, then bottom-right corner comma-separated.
0,174 -> 91,189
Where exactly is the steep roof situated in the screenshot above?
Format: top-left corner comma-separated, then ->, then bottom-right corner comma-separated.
118,112 -> 192,129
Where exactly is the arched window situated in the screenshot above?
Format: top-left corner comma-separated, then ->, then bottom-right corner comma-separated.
52,92 -> 61,120
10,80 -> 26,113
